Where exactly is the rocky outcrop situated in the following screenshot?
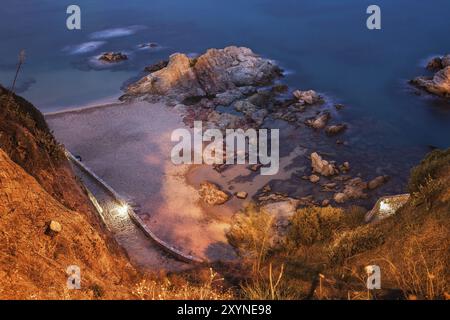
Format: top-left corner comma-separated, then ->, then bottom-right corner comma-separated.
126,46 -> 282,101
311,152 -> 338,177
198,181 -> 230,205
411,54 -> 450,98
99,52 -> 128,63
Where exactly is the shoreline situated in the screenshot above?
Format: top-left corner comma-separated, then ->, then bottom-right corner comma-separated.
44,100 -> 125,117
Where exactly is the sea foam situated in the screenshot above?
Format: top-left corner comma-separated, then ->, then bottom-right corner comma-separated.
64,41 -> 106,55
89,25 -> 147,40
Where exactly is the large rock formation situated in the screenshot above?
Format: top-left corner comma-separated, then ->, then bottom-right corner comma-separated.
126,46 -> 282,101
411,54 -> 450,98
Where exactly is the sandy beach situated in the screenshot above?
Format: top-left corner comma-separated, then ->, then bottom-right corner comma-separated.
46,100 -> 238,261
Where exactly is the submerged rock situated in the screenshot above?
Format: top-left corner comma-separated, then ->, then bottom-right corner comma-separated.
99,52 -> 128,63
293,89 -> 322,105
368,175 -> 390,190
339,161 -> 351,173
334,177 -> 368,203
325,124 -> 347,136
198,181 -> 230,205
306,112 -> 331,129
139,42 -> 159,49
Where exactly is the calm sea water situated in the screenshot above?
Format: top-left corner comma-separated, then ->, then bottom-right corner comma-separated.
1,0 -> 449,173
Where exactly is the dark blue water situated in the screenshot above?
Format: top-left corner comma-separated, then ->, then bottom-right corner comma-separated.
1,0 -> 449,168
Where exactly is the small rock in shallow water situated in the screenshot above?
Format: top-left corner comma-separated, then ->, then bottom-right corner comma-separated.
139,42 -> 159,49
322,182 -> 337,192
306,112 -> 330,129
235,191 -> 248,199
99,52 -> 128,63
334,177 -> 369,203
293,89 -> 322,105
334,193 -> 347,204
339,161 -> 350,173
309,175 -> 320,183
368,175 -> 390,190
325,124 -> 347,136
311,152 -> 338,177
198,181 -> 230,205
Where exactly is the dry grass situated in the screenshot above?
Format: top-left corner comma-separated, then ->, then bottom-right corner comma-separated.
227,204 -> 276,270
132,268 -> 233,300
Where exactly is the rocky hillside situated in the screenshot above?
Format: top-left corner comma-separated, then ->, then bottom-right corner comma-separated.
0,85 -> 144,299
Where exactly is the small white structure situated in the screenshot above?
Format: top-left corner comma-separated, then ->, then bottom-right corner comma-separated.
365,194 -> 410,223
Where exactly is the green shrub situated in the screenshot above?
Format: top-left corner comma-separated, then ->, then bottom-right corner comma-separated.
328,225 -> 384,264
34,129 -> 65,162
287,206 -> 365,247
408,149 -> 450,193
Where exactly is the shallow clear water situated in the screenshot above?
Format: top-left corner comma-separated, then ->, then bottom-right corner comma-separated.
1,0 -> 449,163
